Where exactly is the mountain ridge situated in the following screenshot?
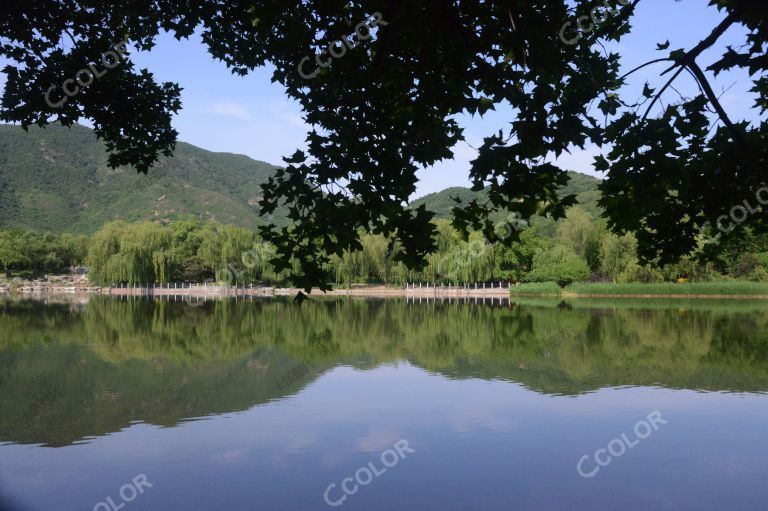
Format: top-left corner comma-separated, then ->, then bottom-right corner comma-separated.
0,123 -> 284,233
0,123 -> 602,233
411,171 -> 602,221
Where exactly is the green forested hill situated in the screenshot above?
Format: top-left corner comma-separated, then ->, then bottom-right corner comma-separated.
0,122 -> 602,235
0,123 -> 285,233
410,171 -> 602,220
410,186 -> 487,218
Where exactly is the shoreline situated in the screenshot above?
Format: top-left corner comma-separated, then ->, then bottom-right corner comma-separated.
5,284 -> 768,300
510,292 -> 768,300
0,284 -> 511,299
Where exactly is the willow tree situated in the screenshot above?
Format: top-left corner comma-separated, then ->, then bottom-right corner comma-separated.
1,1 -> 766,290
556,207 -> 606,272
88,221 -> 173,284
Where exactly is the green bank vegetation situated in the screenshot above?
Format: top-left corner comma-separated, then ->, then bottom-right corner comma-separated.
567,281 -> 768,296
0,229 -> 87,277
511,281 -> 768,297
3,204 -> 768,290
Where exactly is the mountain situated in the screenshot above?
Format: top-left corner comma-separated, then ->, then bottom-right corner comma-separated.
410,186 -> 485,218
0,122 -> 602,235
0,123 -> 285,233
411,171 -> 603,220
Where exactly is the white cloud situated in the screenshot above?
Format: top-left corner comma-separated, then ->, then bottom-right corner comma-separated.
269,101 -> 310,130
205,101 -> 252,120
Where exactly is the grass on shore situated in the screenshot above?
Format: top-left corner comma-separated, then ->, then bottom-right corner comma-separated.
510,281 -> 768,297
508,282 -> 564,296
511,296 -> 768,312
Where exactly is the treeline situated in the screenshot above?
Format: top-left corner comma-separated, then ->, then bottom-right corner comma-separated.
330,206 -> 768,286
86,220 -> 288,285
2,208 -> 768,286
0,229 -> 87,274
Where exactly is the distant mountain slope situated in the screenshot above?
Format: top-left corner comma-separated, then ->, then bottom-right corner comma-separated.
410,171 -> 603,219
0,123 -> 603,235
0,123 -> 285,233
410,187 -> 486,218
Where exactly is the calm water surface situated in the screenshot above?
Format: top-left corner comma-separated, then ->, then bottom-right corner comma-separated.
1,296 -> 767,510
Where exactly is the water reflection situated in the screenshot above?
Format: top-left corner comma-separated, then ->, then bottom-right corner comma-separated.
2,296 -> 768,511
1,295 -> 768,448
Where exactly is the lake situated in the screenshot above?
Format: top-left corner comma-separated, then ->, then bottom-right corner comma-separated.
1,295 -> 767,510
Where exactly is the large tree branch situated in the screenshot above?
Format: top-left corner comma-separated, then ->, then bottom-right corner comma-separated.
687,60 -> 745,144
661,12 -> 738,75
644,12 -> 742,139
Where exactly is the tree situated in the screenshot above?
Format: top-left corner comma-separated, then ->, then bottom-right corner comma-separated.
0,230 -> 86,275
526,245 -> 590,287
437,232 -> 495,284
1,1 -> 766,290
600,232 -> 638,282
56,233 -> 88,268
87,221 -> 173,284
0,231 -> 28,275
556,207 -> 605,271
494,228 -> 550,281
361,234 -> 396,284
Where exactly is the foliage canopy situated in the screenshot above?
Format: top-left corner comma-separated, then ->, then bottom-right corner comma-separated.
1,1 -> 766,290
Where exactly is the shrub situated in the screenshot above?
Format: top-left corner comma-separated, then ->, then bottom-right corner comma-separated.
525,246 -> 590,287
748,267 -> 768,282
731,253 -> 761,278
621,263 -> 664,283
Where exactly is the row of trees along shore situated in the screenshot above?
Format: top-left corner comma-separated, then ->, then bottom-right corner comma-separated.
2,209 -> 768,287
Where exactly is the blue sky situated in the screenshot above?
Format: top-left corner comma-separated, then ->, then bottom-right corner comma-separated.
1,0 -> 761,199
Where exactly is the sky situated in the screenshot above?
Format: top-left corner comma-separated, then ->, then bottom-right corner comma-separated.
0,0 -> 761,199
